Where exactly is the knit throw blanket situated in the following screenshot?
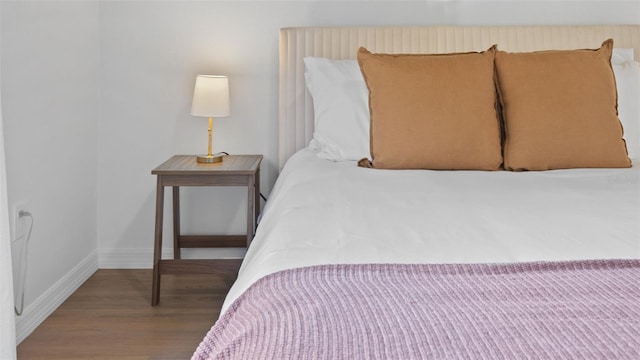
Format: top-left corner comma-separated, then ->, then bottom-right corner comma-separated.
193,260 -> 640,359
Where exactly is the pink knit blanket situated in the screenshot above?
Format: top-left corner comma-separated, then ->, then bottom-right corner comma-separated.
193,260 -> 640,359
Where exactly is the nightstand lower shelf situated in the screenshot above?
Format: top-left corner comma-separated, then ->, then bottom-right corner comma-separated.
177,235 -> 246,249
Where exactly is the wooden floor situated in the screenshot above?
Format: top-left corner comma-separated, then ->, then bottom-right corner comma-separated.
17,267 -> 240,360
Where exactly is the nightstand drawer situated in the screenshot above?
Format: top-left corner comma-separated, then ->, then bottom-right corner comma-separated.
160,174 -> 251,187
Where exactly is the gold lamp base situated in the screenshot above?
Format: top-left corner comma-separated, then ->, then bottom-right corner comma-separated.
197,154 -> 224,163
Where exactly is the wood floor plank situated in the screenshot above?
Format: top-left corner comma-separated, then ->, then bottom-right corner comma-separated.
17,267 -> 240,359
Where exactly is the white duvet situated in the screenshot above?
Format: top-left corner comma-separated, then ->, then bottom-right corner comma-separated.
222,148 -> 640,314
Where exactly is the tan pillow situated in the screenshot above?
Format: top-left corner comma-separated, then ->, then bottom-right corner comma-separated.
357,47 -> 503,170
495,39 -> 631,170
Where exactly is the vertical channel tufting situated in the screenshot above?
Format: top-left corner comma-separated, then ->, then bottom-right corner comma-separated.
278,26 -> 640,170
277,29 -> 288,168
294,31 -> 305,153
302,29 -> 314,149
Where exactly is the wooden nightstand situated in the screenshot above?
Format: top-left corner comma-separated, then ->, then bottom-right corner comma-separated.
150,154 -> 262,305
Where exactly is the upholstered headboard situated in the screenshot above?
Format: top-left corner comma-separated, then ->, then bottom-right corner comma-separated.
278,25 -> 640,169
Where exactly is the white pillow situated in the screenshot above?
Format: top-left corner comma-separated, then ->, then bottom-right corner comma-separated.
612,49 -> 640,160
612,48 -> 634,64
304,57 -> 369,161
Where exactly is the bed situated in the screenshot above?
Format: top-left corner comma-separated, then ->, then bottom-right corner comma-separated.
193,26 -> 640,359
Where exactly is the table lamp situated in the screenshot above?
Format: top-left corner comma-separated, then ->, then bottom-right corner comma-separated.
190,75 -> 230,163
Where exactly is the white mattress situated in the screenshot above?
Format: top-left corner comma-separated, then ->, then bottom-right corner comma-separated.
222,148 -> 640,314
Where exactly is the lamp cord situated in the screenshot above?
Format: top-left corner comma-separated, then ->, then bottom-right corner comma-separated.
219,151 -> 267,202
14,210 -> 34,316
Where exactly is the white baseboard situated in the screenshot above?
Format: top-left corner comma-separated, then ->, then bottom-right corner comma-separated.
98,247 -> 245,269
15,250 -> 98,344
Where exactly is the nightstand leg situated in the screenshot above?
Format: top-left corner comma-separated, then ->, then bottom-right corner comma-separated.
152,177 -> 164,306
254,169 -> 260,229
247,174 -> 255,247
172,187 -> 181,260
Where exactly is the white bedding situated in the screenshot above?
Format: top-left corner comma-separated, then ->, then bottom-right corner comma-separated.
222,148 -> 640,314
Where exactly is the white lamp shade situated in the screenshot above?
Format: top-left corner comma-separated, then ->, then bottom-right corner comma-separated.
190,75 -> 230,117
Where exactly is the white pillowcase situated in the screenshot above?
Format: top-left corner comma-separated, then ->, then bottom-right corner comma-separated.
612,48 -> 634,65
612,48 -> 640,160
304,57 -> 369,161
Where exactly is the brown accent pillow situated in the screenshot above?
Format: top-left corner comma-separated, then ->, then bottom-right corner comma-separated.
357,47 -> 503,170
495,39 -> 631,170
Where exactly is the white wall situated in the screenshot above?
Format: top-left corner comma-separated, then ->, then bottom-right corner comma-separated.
97,0 -> 640,267
1,0 -> 99,342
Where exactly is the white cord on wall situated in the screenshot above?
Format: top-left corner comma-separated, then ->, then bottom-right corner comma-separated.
14,210 -> 33,316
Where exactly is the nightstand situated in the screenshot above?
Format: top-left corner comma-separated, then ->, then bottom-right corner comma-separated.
150,154 -> 262,305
